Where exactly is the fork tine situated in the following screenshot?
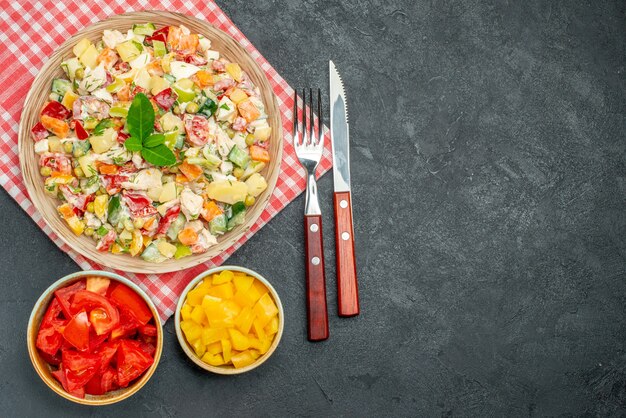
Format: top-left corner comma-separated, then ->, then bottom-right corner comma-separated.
317,88 -> 323,146
292,89 -> 298,146
308,88 -> 314,146
300,89 -> 307,145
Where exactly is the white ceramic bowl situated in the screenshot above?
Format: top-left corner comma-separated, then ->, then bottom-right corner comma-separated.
175,265 -> 284,374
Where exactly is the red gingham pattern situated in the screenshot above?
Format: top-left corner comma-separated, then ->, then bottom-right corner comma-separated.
0,0 -> 332,322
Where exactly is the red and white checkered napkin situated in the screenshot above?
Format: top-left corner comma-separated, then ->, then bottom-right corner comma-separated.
0,0 -> 331,322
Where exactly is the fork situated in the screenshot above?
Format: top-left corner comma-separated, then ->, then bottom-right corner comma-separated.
293,88 -> 329,342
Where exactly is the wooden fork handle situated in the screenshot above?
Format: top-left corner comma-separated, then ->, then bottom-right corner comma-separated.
304,215 -> 329,341
334,191 -> 360,317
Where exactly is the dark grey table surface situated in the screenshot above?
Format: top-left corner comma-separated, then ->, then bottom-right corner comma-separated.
2,1 -> 625,416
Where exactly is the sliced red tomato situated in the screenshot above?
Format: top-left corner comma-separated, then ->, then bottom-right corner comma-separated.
117,340 -> 154,388
36,326 -> 63,356
94,341 -> 119,372
62,350 -> 100,392
86,276 -> 110,296
138,324 -> 157,337
122,190 -> 157,218
84,366 -> 118,395
138,341 -> 156,357
38,349 -> 62,366
51,366 -> 86,398
183,114 -> 210,146
41,101 -> 71,120
145,26 -> 169,44
153,87 -> 177,110
39,152 -> 72,175
74,121 -> 89,140
62,310 -> 90,351
88,329 -> 109,352
156,204 -> 180,236
109,284 -> 153,325
110,306 -> 141,340
31,122 -> 49,142
54,281 -> 86,318
117,130 -> 129,144
71,290 -> 120,335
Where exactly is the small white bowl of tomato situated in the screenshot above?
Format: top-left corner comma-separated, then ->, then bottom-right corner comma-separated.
27,271 -> 162,405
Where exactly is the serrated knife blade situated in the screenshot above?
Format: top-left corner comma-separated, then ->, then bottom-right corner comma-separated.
329,60 -> 360,317
329,60 -> 350,192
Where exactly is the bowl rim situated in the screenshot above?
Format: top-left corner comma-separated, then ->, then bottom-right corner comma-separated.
17,10 -> 283,274
27,270 -> 163,406
174,265 -> 284,374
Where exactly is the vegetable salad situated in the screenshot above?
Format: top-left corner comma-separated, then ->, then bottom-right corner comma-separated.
31,23 -> 271,262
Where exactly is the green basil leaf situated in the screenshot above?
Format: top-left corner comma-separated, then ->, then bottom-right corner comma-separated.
93,119 -> 113,136
141,144 -> 176,166
126,93 -> 155,142
143,133 -> 165,148
124,136 -> 143,152
96,226 -> 109,236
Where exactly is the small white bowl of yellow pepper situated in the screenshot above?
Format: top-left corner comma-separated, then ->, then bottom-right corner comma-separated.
175,265 -> 284,374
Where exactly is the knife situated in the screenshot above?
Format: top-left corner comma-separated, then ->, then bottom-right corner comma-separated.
329,60 -> 360,317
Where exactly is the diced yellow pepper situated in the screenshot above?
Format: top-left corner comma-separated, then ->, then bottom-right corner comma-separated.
129,229 -> 143,256
228,328 -> 250,351
207,282 -> 235,299
93,194 -> 108,219
61,90 -> 79,110
258,338 -> 271,355
231,350 -> 255,369
221,339 -> 232,363
180,320 -> 202,343
252,318 -> 266,341
213,270 -> 234,285
111,243 -> 124,254
201,328 -> 228,346
264,316 -> 279,335
181,303 -> 193,321
249,349 -> 261,360
190,305 -> 206,325
233,274 -> 254,293
207,342 -> 223,355
186,286 -> 210,306
192,338 -> 206,357
201,353 -> 225,366
233,284 -> 262,308
253,293 -> 279,327
225,63 -> 243,82
234,306 -> 255,335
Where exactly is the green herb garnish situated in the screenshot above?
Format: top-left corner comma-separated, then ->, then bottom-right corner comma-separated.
124,93 -> 176,166
93,119 -> 113,136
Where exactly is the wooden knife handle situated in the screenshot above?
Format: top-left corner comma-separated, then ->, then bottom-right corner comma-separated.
304,215 -> 329,341
333,191 -> 360,316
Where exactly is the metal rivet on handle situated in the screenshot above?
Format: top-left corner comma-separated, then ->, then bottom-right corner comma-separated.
311,256 -> 320,265
310,223 -> 319,232
340,199 -> 348,208
341,232 -> 350,241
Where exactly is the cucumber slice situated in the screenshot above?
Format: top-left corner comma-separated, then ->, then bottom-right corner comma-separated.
209,214 -> 228,235
226,202 -> 246,230
186,156 -> 221,169
52,79 -> 72,96
61,58 -> 83,81
132,23 -> 156,36
153,40 -> 167,57
228,145 -> 250,168
80,176 -> 100,195
166,213 -> 186,241
141,242 -> 167,263
240,161 -> 265,181
163,73 -> 176,84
